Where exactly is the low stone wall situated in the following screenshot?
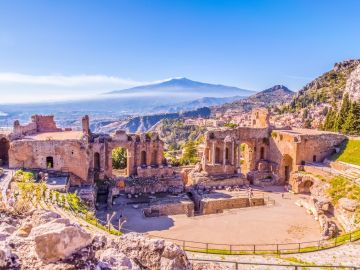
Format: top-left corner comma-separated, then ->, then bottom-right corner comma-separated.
303,165 -> 332,178
125,177 -> 184,194
325,159 -> 360,171
197,177 -> 247,189
143,200 -> 194,217
137,166 -> 175,178
200,197 -> 264,215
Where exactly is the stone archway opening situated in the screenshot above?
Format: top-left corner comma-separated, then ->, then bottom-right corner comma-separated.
46,156 -> 54,169
282,154 -> 293,184
298,180 -> 314,194
151,150 -> 158,167
215,147 -> 221,164
0,137 -> 10,166
240,142 -> 252,174
94,152 -> 101,171
112,146 -> 128,177
141,150 -> 147,167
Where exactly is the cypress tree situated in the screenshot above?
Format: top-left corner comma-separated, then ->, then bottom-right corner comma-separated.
350,101 -> 360,135
342,102 -> 354,134
323,108 -> 336,131
334,93 -> 351,132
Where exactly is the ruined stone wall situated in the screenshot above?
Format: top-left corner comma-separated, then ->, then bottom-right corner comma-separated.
268,132 -> 298,183
12,115 -> 62,138
295,134 -> 346,164
97,131 -> 170,179
250,108 -> 270,128
13,121 -> 37,137
143,201 -> 194,217
202,127 -> 269,176
32,115 -> 62,133
200,197 -> 264,215
124,177 -> 183,194
9,139 -> 91,182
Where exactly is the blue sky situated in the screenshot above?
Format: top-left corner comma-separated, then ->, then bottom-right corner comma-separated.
0,0 -> 360,103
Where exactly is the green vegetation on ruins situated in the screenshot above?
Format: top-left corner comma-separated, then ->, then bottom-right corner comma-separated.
112,147 -> 127,169
326,175 -> 360,223
11,169 -> 122,236
330,139 -> 360,166
159,119 -> 206,166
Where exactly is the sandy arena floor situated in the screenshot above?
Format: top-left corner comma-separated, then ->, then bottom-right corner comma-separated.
98,186 -> 322,245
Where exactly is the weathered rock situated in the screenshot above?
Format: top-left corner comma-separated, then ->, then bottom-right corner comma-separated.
97,248 -> 140,270
30,217 -> 92,263
345,63 -> 360,101
339,198 -> 359,212
16,222 -> 33,237
335,198 -> 360,232
118,233 -> 191,270
29,209 -> 61,226
0,242 -> 18,269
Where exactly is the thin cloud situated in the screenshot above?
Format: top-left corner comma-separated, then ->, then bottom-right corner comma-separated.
0,73 -> 178,103
0,73 -> 145,87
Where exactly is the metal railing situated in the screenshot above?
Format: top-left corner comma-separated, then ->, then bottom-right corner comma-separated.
58,194 -> 360,256
144,229 -> 360,255
189,259 -> 360,270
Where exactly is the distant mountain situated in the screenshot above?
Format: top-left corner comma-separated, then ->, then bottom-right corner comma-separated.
105,77 -> 255,98
94,107 -> 211,133
150,95 -> 246,113
213,84 -> 294,114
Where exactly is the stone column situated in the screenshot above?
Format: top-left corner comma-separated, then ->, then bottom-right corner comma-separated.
211,142 -> 215,165
237,143 -> 241,172
223,143 -> 226,165
204,148 -> 208,166
231,141 -> 235,165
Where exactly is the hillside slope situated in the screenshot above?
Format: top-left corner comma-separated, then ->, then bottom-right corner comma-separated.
94,107 -> 211,133
212,85 -> 294,115
275,59 -> 360,131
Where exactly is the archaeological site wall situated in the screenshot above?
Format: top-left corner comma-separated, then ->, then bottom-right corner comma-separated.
200,196 -> 264,215
143,200 -> 194,217
9,139 -> 91,181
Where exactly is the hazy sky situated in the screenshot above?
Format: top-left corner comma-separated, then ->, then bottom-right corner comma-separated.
0,0 -> 360,103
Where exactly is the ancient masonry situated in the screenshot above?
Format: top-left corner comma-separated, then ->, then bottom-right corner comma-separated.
1,115 -> 175,187
0,109 -> 347,216
185,108 -> 346,187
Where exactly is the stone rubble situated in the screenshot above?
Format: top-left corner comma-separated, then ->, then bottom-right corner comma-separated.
0,208 -> 194,270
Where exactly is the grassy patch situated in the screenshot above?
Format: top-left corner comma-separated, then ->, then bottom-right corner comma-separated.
282,257 -> 315,266
331,140 -> 360,166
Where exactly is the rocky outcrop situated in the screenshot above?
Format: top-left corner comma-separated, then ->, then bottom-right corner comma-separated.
295,197 -> 337,239
335,198 -> 360,232
0,208 -> 194,270
118,233 -> 192,270
30,218 -> 92,263
345,64 -> 360,101
97,248 -> 140,270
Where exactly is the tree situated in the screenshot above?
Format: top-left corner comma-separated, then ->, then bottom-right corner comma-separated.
323,108 -> 337,131
334,93 -> 351,132
341,101 -> 360,135
112,147 -> 127,169
180,140 -> 199,165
